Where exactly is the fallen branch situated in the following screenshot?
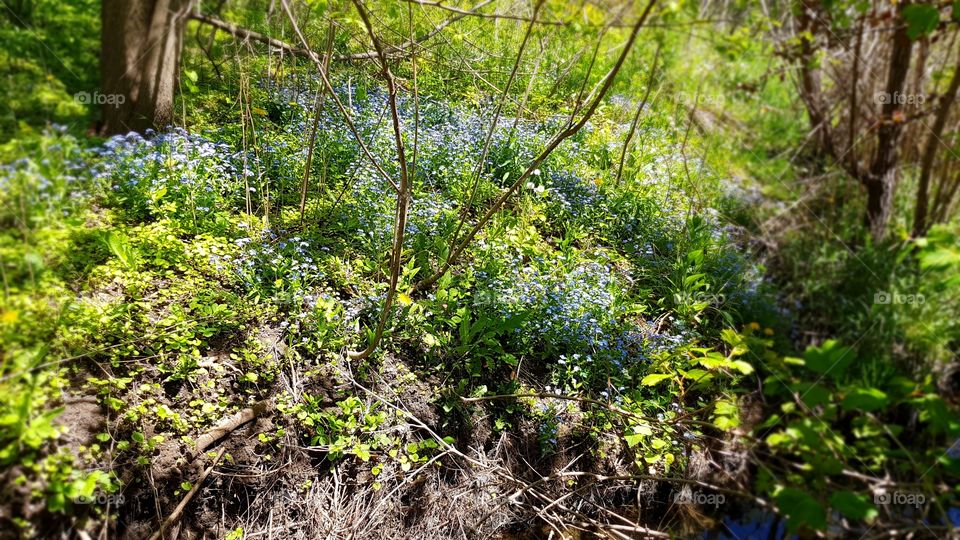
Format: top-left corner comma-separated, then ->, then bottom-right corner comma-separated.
191,399 -> 272,457
147,447 -> 226,540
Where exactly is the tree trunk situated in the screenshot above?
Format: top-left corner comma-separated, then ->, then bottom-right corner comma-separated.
795,0 -> 835,158
864,6 -> 913,242
865,170 -> 897,242
913,44 -> 960,237
101,0 -> 192,135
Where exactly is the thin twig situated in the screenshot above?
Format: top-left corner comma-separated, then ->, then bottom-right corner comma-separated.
147,447 -> 227,540
414,0 -> 661,292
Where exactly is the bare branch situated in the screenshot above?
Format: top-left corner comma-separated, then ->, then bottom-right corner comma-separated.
280,0 -> 401,194
191,0 -> 492,62
347,0 -> 412,361
414,0 -> 661,292
615,42 -> 661,186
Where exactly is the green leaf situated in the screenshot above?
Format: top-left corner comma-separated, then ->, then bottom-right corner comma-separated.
774,487 -> 827,532
625,428 -> 649,447
790,382 -> 832,408
830,491 -> 878,522
102,231 -> 139,270
731,360 -> 754,375
842,387 -> 889,412
903,4 -> 940,40
802,340 -> 853,379
641,373 -> 673,386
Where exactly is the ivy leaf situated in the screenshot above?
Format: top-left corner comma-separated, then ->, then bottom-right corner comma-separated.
830,491 -> 878,522
775,487 -> 827,532
842,387 -> 889,412
903,4 -> 940,40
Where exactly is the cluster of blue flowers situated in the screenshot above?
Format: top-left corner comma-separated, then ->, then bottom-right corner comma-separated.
229,233 -> 325,292
0,126 -> 89,221
473,239 -> 691,370
539,170 -> 604,222
92,128 -> 241,226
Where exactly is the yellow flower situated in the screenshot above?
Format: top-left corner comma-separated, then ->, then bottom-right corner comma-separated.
0,310 -> 18,324
397,293 -> 412,306
763,328 -> 774,336
748,322 -> 761,331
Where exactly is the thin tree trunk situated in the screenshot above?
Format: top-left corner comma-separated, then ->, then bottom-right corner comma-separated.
795,0 -> 834,158
913,43 -> 960,236
865,5 -> 913,242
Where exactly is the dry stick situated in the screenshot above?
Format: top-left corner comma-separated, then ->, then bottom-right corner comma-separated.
347,0 -> 412,361
298,22 -> 336,227
236,54 -> 253,216
190,399 -> 273,458
411,1 -> 533,116
546,45 -> 587,100
395,0 -> 717,30
570,3 -> 639,116
147,447 -> 226,540
413,0 -> 660,292
339,370 -> 677,537
614,42 -> 661,186
244,79 -> 270,227
279,0 -> 400,195
191,11 -> 309,56
448,0 -> 545,254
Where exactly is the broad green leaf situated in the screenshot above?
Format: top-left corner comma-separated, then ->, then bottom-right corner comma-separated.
731,360 -> 754,375
774,487 -> 827,532
790,382 -> 832,408
802,340 -> 853,379
641,373 -> 672,386
624,433 -> 644,448
830,491 -> 878,522
842,387 -> 889,412
903,4 -> 940,40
